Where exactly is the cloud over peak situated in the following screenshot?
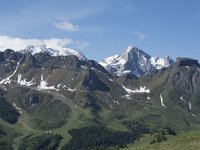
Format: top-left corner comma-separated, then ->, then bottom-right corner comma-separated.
55,21 -> 79,32
0,35 -> 73,51
133,31 -> 148,40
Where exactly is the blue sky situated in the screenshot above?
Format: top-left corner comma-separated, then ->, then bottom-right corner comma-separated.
0,0 -> 200,61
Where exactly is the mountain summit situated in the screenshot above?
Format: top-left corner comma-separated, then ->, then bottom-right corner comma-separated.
99,46 -> 174,76
19,45 -> 87,60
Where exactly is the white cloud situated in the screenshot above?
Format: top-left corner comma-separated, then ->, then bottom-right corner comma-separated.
75,41 -> 90,49
0,35 -> 73,51
133,31 -> 148,40
55,21 -> 79,32
43,38 -> 73,49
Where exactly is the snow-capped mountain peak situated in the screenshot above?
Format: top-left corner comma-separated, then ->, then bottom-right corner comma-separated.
99,46 -> 174,77
20,45 -> 87,60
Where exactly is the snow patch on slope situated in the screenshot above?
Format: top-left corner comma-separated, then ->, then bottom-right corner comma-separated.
122,70 -> 131,74
67,88 -> 76,92
180,96 -> 185,103
108,78 -> 113,82
188,101 -> 192,110
17,74 -> 34,86
185,66 -> 190,70
180,97 -> 197,117
56,83 -> 76,92
187,101 -> 197,117
80,65 -> 88,69
191,113 -> 197,117
122,86 -> 150,94
122,94 -> 132,100
13,103 -> 22,114
160,94 -> 166,108
38,75 -> 58,91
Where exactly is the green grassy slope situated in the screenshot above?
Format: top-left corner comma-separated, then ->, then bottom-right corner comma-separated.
122,131 -> 200,150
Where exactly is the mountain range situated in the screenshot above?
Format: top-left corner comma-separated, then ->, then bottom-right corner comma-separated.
0,45 -> 200,150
